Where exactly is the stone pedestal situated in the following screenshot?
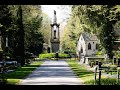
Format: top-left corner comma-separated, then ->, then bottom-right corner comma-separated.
51,42 -> 59,53
85,57 -> 89,65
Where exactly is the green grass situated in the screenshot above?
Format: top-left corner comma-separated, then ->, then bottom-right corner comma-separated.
67,60 -> 108,84
84,78 -> 120,85
5,61 -> 43,85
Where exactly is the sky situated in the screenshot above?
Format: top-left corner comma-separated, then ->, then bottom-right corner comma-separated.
41,5 -> 71,24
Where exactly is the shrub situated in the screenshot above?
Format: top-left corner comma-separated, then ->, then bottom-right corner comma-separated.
39,53 -> 70,59
117,67 -> 120,72
96,51 -> 103,56
58,53 -> 70,58
88,58 -> 104,66
39,53 -> 55,59
90,62 -> 95,67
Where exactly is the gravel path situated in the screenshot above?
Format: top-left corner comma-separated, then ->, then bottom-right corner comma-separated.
19,60 -> 84,85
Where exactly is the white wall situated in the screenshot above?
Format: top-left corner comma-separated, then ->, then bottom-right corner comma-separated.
77,34 -> 100,57
51,25 -> 59,40
86,41 -> 98,56
76,35 -> 86,56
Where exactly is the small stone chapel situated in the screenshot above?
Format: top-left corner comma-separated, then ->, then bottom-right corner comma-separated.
76,32 -> 100,63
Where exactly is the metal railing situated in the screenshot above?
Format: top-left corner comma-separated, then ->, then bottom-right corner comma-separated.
94,61 -> 120,85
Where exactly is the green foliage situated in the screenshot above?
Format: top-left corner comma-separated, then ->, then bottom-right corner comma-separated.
58,53 -> 70,58
117,67 -> 120,70
96,51 -> 103,56
39,13 -> 51,44
90,62 -> 95,67
39,53 -> 70,59
64,5 -> 120,60
114,48 -> 120,58
85,78 -> 120,85
88,58 -> 104,66
22,5 -> 44,55
39,53 -> 55,59
0,5 -> 13,53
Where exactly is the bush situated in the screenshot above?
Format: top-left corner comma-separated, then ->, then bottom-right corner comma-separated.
39,53 -> 55,59
96,51 -> 103,56
90,62 -> 95,67
85,78 -> 120,85
58,53 -> 70,58
101,64 -> 117,74
88,58 -> 104,66
117,67 -> 120,72
39,53 -> 70,59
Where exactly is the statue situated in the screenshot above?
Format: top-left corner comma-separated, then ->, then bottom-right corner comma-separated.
54,10 -> 56,15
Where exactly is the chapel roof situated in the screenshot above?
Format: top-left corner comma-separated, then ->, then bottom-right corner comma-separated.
81,32 -> 98,41
115,29 -> 120,36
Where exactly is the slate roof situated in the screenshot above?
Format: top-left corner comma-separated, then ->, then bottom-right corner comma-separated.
115,29 -> 120,36
81,32 -> 98,41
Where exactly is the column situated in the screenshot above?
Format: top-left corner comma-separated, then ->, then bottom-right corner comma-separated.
6,36 -> 8,47
0,36 -> 1,49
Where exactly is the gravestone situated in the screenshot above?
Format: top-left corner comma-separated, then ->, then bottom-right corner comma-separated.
118,58 -> 120,66
95,60 -> 98,65
47,47 -> 50,53
55,52 -> 59,60
114,58 -> 116,64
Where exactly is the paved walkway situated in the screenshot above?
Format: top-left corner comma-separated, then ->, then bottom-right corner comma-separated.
19,60 -> 84,85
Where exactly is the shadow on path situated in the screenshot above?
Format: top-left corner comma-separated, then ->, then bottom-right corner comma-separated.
20,60 -> 83,85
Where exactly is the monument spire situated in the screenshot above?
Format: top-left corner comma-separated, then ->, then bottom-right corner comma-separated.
53,10 -> 57,24
50,10 -> 60,53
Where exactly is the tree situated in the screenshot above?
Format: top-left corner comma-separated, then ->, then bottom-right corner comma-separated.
39,13 -> 51,44
0,5 -> 44,65
67,5 -> 120,59
0,5 -> 13,53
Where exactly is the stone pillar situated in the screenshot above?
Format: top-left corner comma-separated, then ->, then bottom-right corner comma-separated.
0,36 -> 2,49
113,58 -> 116,64
6,37 -> 8,47
85,57 -> 89,65
118,58 -> 120,66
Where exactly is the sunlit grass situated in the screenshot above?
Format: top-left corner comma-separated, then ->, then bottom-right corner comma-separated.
5,61 -> 43,85
7,79 -> 20,85
67,60 -> 108,84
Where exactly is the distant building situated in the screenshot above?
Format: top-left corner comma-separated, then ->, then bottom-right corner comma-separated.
114,29 -> 120,51
113,29 -> 120,61
76,32 -> 100,64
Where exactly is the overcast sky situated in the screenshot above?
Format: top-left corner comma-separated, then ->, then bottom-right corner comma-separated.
41,5 -> 71,24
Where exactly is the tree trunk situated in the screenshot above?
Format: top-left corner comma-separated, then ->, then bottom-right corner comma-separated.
16,5 -> 25,66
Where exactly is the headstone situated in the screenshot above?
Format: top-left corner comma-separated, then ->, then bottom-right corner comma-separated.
98,61 -> 102,85
98,61 -> 102,70
95,60 -> 99,65
114,58 -> 116,64
55,52 -> 59,60
47,47 -> 50,53
118,58 -> 120,66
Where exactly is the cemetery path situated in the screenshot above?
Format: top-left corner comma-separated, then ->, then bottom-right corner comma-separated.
19,60 -> 84,85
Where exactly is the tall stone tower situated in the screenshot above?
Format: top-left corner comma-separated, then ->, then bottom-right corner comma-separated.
50,10 -> 60,53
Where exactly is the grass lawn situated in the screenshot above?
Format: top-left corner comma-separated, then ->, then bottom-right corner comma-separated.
67,60 -> 107,85
5,61 -> 43,85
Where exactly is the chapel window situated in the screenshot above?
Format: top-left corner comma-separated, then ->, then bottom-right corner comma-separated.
88,43 -> 91,50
